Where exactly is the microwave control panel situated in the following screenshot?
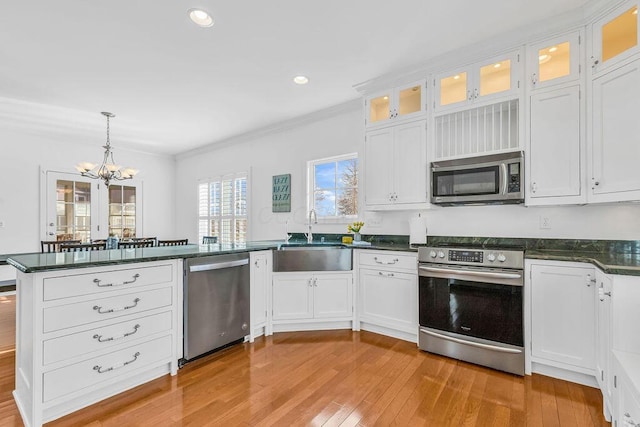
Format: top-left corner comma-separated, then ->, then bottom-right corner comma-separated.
508,163 -> 521,193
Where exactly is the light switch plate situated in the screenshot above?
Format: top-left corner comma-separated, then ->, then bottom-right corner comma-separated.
539,216 -> 551,229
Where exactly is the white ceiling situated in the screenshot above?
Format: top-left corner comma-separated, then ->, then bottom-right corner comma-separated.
0,0 -> 588,155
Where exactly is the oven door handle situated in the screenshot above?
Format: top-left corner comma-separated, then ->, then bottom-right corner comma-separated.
420,328 -> 522,354
419,266 -> 522,280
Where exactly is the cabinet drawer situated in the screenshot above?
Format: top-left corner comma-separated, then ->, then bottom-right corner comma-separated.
43,264 -> 174,301
359,252 -> 416,271
43,287 -> 173,333
43,311 -> 173,365
43,334 -> 172,402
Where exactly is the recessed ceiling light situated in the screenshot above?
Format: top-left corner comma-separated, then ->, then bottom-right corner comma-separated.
293,76 -> 309,85
188,9 -> 214,27
549,46 -> 558,53
453,74 -> 460,80
494,63 -> 501,68
633,8 -> 638,15
383,96 -> 389,100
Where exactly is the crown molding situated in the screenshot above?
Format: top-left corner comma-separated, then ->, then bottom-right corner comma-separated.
354,0 -> 613,95
0,97 -> 171,157
175,98 -> 362,160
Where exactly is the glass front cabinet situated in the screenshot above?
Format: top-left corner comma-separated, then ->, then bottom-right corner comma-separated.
528,31 -> 582,91
434,50 -> 521,112
591,0 -> 639,75
365,80 -> 426,127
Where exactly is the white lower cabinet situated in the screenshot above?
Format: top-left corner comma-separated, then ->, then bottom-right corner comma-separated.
613,351 -> 640,427
529,261 -> 596,379
249,251 -> 272,341
271,272 -> 353,329
357,250 -> 417,342
13,260 -> 181,427
595,268 -> 613,419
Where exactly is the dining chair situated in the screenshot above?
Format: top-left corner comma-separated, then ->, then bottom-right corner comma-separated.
41,240 -> 81,253
60,242 -> 107,252
119,240 -> 155,249
132,237 -> 157,246
157,239 -> 189,247
202,236 -> 218,244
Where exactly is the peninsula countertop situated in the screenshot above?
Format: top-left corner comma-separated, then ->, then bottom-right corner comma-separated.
5,240 -> 419,273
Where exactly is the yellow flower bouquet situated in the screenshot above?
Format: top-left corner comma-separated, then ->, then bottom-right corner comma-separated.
347,221 -> 364,233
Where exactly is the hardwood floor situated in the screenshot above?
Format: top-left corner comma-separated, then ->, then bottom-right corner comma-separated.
0,329 -> 609,426
0,295 -> 15,354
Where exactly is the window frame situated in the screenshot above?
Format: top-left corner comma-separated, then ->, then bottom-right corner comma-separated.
198,172 -> 249,244
307,153 -> 359,223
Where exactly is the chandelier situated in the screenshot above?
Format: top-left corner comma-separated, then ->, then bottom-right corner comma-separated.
76,112 -> 139,187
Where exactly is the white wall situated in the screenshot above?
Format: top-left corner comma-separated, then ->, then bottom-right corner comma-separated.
175,105 -> 363,242
0,127 -> 176,255
176,104 -> 640,243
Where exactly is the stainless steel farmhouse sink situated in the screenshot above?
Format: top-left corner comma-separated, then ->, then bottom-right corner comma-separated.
273,244 -> 352,272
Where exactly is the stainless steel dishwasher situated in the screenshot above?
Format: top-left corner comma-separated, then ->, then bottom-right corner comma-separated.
182,253 -> 250,364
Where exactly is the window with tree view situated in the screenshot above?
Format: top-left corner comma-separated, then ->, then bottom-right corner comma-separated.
311,154 -> 358,218
199,173 -> 247,244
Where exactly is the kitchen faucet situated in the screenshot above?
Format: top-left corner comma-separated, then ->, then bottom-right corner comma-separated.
307,209 -> 317,243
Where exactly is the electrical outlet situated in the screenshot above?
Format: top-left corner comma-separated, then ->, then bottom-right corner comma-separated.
539,216 -> 551,229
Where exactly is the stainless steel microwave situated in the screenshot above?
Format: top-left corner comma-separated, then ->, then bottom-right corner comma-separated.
430,151 -> 524,205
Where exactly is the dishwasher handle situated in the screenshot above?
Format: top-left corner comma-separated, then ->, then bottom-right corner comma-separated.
189,258 -> 249,273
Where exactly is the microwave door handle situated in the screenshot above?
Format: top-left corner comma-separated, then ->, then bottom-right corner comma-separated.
500,163 -> 508,195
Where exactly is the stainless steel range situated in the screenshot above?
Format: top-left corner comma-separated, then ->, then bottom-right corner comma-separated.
418,245 -> 525,375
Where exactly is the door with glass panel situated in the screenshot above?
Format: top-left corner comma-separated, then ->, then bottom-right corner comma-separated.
108,184 -> 139,239
591,1 -> 639,74
44,171 -> 100,243
528,31 -> 581,90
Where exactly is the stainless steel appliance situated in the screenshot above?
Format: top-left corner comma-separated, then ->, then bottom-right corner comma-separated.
183,253 -> 250,364
418,245 -> 525,375
430,151 -> 524,205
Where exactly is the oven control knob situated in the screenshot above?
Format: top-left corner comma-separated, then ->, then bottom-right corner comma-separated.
429,250 -> 437,258
438,251 -> 445,259
487,253 -> 496,262
497,253 -> 507,262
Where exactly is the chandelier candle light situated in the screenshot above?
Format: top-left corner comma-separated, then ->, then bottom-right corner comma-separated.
76,112 -> 139,187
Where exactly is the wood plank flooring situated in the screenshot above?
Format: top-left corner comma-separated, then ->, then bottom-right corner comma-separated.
0,295 -> 16,354
0,328 -> 609,426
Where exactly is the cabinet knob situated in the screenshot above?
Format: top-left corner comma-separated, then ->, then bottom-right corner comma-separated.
592,58 -> 600,68
594,181 -> 600,186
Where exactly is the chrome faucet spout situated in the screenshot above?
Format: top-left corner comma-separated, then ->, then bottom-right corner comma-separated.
307,209 -> 317,243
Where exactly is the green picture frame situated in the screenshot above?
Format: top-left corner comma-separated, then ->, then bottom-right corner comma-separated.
272,174 -> 291,212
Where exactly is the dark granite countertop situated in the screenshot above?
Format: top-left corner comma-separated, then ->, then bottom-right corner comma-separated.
5,239 -> 418,273
426,236 -> 640,277
525,250 -> 640,276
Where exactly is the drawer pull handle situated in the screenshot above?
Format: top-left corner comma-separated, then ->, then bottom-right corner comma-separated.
94,273 -> 141,288
378,272 -> 395,277
93,351 -> 141,374
374,257 -> 399,265
93,298 -> 141,314
93,324 -> 140,342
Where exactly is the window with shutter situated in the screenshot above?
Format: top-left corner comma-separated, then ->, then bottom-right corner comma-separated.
198,173 -> 248,244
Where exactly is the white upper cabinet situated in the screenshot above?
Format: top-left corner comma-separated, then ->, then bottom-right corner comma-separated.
365,80 -> 426,128
590,0 -> 639,76
590,57 -> 640,202
435,50 -> 521,113
528,31 -> 582,90
364,120 -> 427,209
527,85 -> 584,205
